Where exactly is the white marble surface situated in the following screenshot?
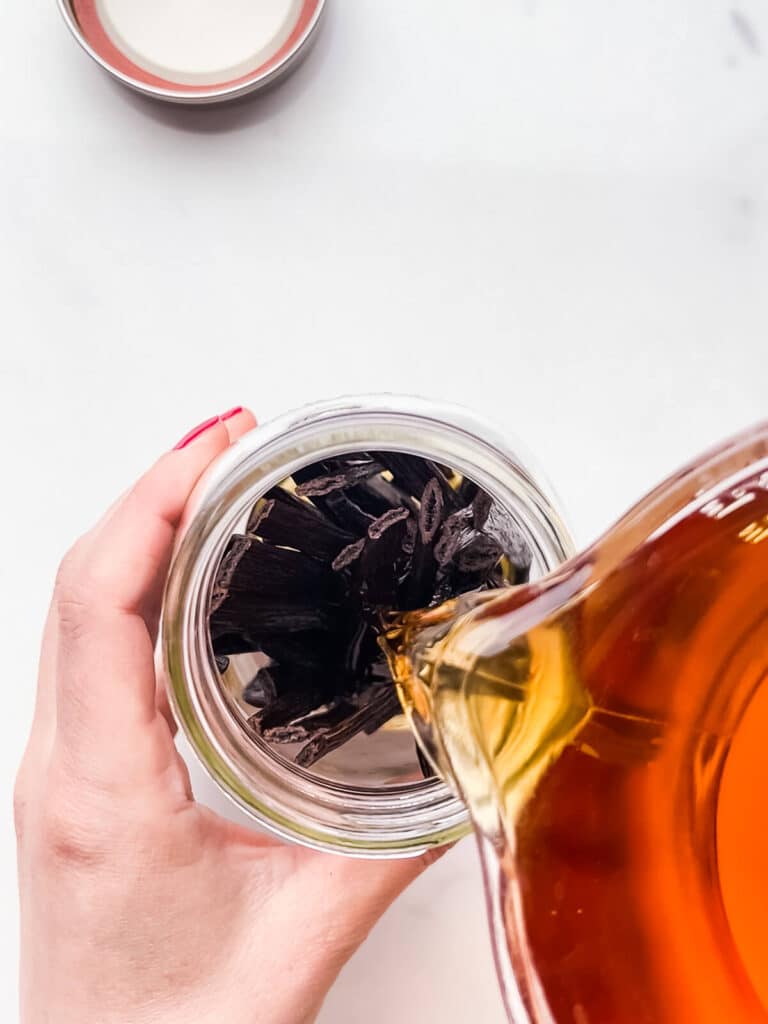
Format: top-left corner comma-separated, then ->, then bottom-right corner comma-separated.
2,1 -> 768,1020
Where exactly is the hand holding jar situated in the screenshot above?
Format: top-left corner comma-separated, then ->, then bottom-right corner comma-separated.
14,407 -> 438,1024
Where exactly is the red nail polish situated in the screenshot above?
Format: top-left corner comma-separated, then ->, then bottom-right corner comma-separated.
220,406 -> 244,422
173,416 -> 220,451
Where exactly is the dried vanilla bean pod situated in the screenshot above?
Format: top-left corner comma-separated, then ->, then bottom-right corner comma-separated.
247,489 -> 354,559
294,689 -> 402,768
209,451 -> 532,769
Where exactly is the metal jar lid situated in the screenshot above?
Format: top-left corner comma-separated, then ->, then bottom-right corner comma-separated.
57,0 -> 326,104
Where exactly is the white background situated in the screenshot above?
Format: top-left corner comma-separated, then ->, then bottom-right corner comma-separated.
2,1 -> 768,1020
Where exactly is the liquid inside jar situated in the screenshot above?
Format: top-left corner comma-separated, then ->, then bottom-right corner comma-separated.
390,431 -> 768,1023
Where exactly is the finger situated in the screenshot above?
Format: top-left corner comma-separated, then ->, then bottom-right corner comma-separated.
153,406 -> 258,736
172,405 -> 260,552
53,412 -> 249,783
256,843 -> 452,978
220,406 -> 258,444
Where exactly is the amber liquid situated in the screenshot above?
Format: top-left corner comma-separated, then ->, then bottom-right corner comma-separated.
391,456 -> 768,1023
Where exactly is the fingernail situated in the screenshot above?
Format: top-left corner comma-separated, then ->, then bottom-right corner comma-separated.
173,415 -> 221,451
220,406 -> 244,422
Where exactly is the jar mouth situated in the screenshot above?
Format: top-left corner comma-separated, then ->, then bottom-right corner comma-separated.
162,395 -> 575,856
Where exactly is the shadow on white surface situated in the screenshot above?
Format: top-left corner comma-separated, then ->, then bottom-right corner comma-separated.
102,0 -> 336,135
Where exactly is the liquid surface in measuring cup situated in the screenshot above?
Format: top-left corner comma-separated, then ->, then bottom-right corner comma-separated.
391,430 -> 768,1023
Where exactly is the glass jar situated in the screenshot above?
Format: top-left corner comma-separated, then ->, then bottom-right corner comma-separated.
161,394 -> 575,856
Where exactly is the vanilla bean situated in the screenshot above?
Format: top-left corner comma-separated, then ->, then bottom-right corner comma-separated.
419,478 -> 444,543
360,516 -> 410,606
372,452 -> 458,509
322,490 -> 375,533
332,537 -> 366,572
295,461 -> 383,498
248,632 -> 344,674
211,600 -> 340,636
353,474 -> 417,515
212,631 -> 262,656
210,535 -> 252,614
400,532 -> 437,610
243,668 -> 278,708
262,703 -> 358,744
433,508 -> 474,566
295,689 -> 402,768
247,489 -> 354,559
210,450 -> 528,770
368,506 -> 411,540
472,489 -> 493,530
456,534 -> 504,574
217,537 -> 344,600
254,685 -> 334,735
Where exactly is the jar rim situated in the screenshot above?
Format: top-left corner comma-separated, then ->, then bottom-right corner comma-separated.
161,395 -> 575,857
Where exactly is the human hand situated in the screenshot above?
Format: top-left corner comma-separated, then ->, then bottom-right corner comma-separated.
15,408 -> 439,1024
